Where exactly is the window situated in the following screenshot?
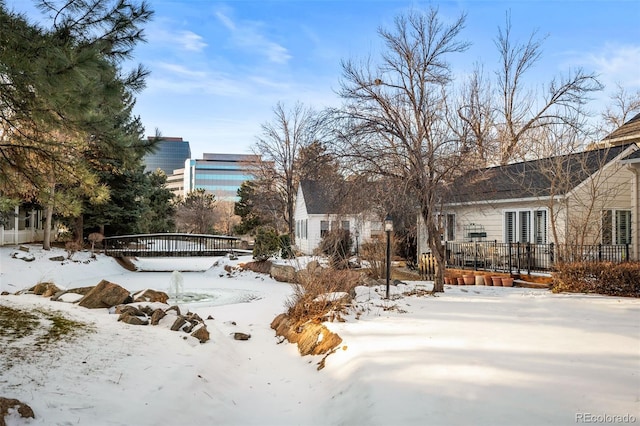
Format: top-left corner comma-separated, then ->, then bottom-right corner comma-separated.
320,220 -> 329,237
504,209 -> 547,244
602,209 -> 631,245
341,221 -> 350,231
534,210 -> 547,244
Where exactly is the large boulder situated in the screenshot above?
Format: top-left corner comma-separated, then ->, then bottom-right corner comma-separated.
270,264 -> 297,283
132,289 -> 169,304
270,314 -> 342,356
78,280 -> 132,309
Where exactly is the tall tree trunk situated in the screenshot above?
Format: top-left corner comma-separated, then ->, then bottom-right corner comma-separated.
43,184 -> 55,250
73,215 -> 84,244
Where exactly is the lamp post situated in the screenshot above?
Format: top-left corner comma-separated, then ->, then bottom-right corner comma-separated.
384,215 -> 393,299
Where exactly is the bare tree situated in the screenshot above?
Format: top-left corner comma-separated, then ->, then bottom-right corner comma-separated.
252,102 -> 322,238
330,7 -> 470,292
493,13 -> 603,165
600,83 -> 640,134
449,64 -> 498,167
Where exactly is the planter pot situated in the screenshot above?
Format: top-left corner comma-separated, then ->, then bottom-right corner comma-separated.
502,277 -> 514,287
456,277 -> 464,285
444,277 -> 451,285
475,275 -> 485,285
491,276 -> 503,286
462,275 -> 475,285
484,275 -> 493,286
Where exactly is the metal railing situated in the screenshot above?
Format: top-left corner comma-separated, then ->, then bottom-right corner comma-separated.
103,233 -> 239,257
443,241 -> 631,274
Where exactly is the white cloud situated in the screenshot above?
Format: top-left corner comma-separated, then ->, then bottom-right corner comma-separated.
214,10 -> 292,64
176,30 -> 207,52
570,44 -> 640,89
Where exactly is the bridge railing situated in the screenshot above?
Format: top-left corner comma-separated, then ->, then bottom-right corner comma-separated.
103,233 -> 239,257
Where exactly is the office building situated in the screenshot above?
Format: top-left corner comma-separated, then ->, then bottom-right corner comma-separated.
143,137 -> 191,176
182,153 -> 260,201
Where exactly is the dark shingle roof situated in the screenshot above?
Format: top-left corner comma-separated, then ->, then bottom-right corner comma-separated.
448,144 -> 635,204
603,113 -> 640,144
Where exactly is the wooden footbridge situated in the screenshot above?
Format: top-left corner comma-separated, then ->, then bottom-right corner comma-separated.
103,233 -> 240,257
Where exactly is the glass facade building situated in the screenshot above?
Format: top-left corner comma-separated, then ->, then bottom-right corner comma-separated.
184,153 -> 260,201
143,137 -> 192,175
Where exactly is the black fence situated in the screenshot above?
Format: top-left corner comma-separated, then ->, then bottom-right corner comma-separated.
103,233 -> 239,257
444,241 -> 631,274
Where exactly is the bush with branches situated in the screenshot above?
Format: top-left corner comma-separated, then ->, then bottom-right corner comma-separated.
552,262 -> 640,297
252,226 -> 281,261
284,266 -> 361,325
359,235 -> 397,279
318,229 -> 353,269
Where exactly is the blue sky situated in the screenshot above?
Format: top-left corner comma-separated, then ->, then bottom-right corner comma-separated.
7,0 -> 640,158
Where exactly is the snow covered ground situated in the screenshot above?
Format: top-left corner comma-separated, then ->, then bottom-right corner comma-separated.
0,244 -> 638,426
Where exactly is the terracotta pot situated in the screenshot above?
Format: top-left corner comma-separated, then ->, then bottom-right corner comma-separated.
502,277 -> 514,287
462,275 -> 475,285
456,277 -> 464,285
475,275 -> 485,285
444,277 -> 451,285
491,276 -> 503,286
484,275 -> 493,286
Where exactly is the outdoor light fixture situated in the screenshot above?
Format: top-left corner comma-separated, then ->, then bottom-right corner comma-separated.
384,215 -> 393,299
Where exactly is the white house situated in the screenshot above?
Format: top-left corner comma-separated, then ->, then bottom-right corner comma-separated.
418,141 -> 640,263
1,204 -> 45,246
293,180 -> 383,255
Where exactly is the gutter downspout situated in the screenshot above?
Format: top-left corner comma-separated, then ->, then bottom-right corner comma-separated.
627,164 -> 639,261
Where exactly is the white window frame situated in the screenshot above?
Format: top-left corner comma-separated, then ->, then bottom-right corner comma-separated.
504,208 -> 547,244
602,209 -> 631,245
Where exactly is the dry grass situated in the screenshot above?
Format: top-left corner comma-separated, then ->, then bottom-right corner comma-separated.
0,304 -> 95,370
284,267 -> 362,325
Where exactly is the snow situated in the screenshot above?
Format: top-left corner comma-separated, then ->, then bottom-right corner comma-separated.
1,244 -> 639,426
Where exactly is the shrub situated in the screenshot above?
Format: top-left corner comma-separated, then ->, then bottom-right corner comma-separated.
318,229 -> 352,269
360,235 -> 396,279
252,226 -> 280,261
284,266 -> 361,325
552,261 -> 640,297
279,234 -> 294,259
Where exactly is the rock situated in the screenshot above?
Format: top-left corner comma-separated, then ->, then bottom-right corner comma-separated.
49,255 -> 65,262
232,332 -> 251,341
132,289 -> 169,304
115,305 -> 145,316
270,264 -> 297,283
191,325 -> 210,343
51,286 -> 94,302
118,314 -> 149,326
1,292 -> 9,296
166,305 -> 181,316
30,282 -> 61,297
0,397 -> 35,424
270,314 -> 342,356
18,245 -> 30,252
170,316 -> 186,331
78,280 -> 132,309
150,309 -> 166,325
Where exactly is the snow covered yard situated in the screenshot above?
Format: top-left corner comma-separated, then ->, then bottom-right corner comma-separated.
0,245 -> 638,426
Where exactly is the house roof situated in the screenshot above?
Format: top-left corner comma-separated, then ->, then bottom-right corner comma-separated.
447,144 -> 636,204
299,179 -> 349,215
602,113 -> 640,145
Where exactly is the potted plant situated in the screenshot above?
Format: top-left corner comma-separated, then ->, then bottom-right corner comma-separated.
484,275 -> 493,286
502,277 -> 514,287
475,275 -> 485,285
462,274 -> 475,285
491,276 -> 503,286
